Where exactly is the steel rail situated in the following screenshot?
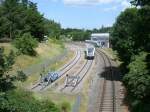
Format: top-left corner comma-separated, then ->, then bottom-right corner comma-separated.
59,49 -> 79,72
40,50 -> 82,90
96,49 -> 116,112
70,60 -> 93,92
60,59 -> 88,91
31,49 -> 81,91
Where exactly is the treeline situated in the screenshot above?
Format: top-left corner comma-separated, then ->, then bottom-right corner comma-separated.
0,0 -> 61,41
111,0 -> 150,111
0,0 -> 62,55
61,26 -> 111,41
0,0 -> 111,43
61,28 -> 90,41
92,26 -> 112,33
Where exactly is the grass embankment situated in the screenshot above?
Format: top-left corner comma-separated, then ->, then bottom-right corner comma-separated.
0,39 -> 66,86
34,90 -> 76,111
21,49 -> 74,87
0,39 -> 64,71
102,48 -> 122,64
0,39 -> 75,110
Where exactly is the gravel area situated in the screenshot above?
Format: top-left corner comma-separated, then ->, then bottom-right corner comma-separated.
87,52 -> 106,112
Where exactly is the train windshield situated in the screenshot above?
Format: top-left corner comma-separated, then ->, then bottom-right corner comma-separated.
88,48 -> 94,53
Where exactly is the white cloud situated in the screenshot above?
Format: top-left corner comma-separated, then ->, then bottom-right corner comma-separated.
62,0 -> 131,11
63,0 -> 114,5
103,6 -> 117,11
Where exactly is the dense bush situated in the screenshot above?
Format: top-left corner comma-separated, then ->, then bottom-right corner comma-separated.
111,8 -> 138,65
0,89 -> 60,112
60,101 -> 71,112
16,71 -> 27,82
0,48 -> 62,112
111,0 -> 150,111
13,33 -> 38,56
124,52 -> 150,112
124,52 -> 150,99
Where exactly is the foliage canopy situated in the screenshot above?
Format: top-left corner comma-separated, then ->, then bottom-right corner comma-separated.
111,1 -> 150,111
13,33 -> 38,56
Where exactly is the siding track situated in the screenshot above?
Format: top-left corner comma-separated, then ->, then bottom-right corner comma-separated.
31,49 -> 81,91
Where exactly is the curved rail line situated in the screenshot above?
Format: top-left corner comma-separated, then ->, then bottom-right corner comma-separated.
96,49 -> 116,112
31,48 -> 81,91
57,49 -> 81,77
58,49 -> 80,72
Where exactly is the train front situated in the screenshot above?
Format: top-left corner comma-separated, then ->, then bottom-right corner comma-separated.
86,47 -> 95,60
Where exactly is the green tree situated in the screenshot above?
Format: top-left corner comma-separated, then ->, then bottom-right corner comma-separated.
61,28 -> 90,41
13,33 -> 38,56
111,8 -> 138,65
92,26 -> 112,33
111,1 -> 150,111
0,0 -> 19,39
25,5 -> 45,41
123,52 -> 150,112
44,19 -> 61,39
0,0 -> 46,41
0,47 -> 15,92
0,47 -> 16,112
134,6 -> 150,52
131,0 -> 150,6
71,30 -> 90,41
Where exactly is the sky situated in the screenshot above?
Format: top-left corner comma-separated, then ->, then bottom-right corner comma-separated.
30,0 -> 131,29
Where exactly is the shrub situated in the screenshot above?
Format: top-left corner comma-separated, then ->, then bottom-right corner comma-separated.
60,101 -> 71,112
16,71 -> 27,82
123,52 -> 150,112
1,89 -> 60,112
13,33 -> 38,56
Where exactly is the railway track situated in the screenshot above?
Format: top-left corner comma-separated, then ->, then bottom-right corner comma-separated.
96,49 -> 116,112
60,59 -> 93,92
71,60 -> 93,92
31,48 -> 82,91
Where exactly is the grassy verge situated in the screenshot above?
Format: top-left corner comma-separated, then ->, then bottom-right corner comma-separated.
13,41 -> 75,107
33,90 -> 76,110
102,48 -> 122,65
16,50 -> 74,88
1,39 -> 75,111
0,39 -> 64,74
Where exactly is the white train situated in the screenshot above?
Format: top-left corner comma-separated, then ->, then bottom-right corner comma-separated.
86,47 -> 95,60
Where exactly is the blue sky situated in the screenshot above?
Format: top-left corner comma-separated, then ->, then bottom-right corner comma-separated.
30,0 -> 131,29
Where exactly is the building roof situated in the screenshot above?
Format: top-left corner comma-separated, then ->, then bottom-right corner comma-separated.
91,33 -> 109,37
